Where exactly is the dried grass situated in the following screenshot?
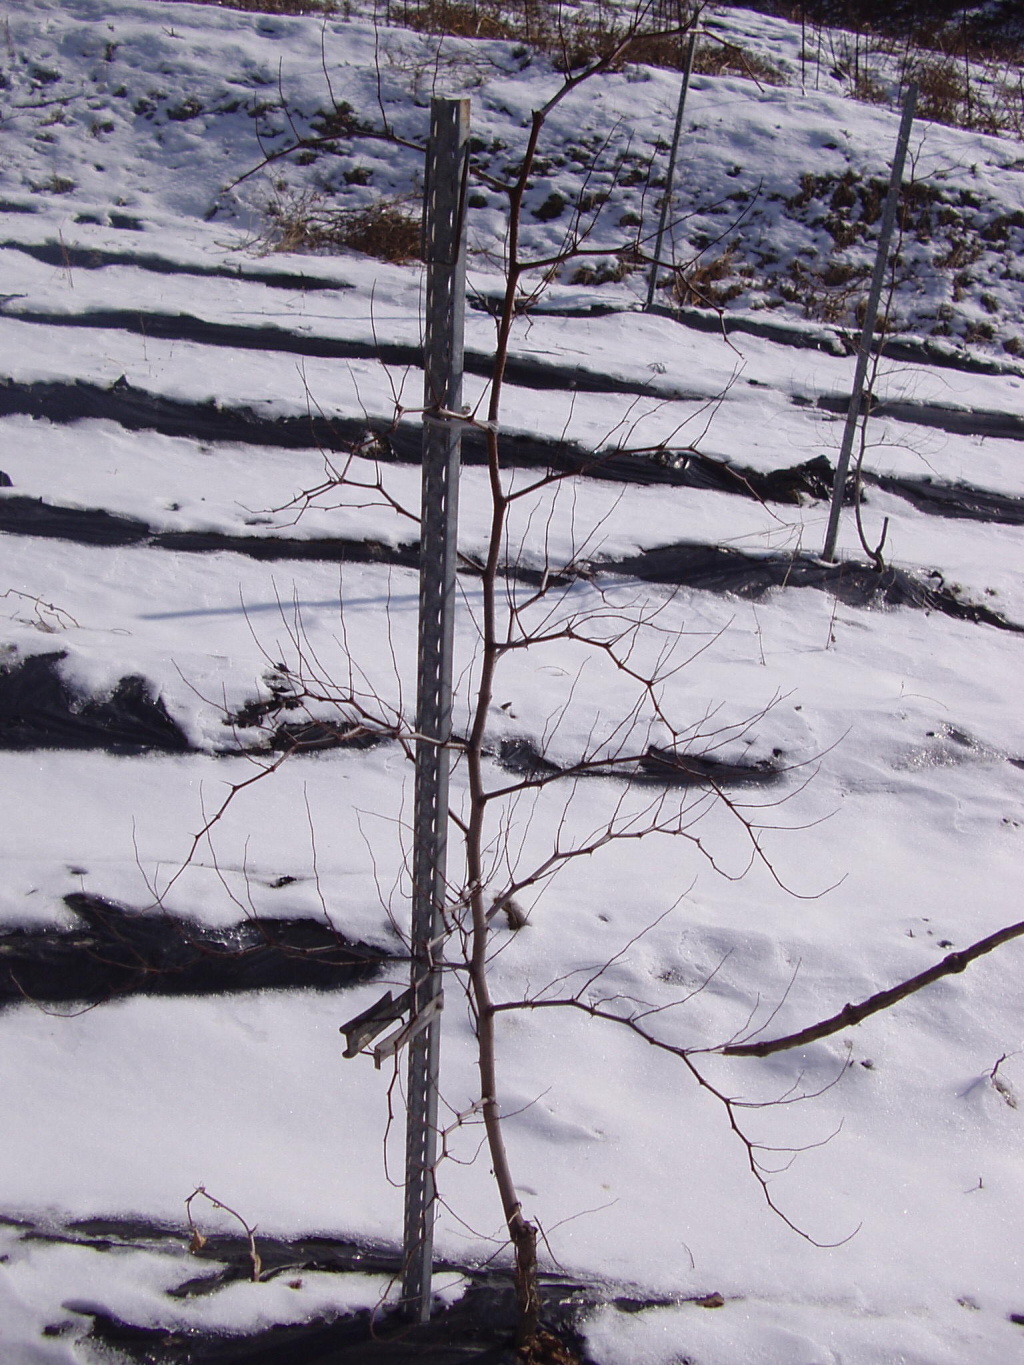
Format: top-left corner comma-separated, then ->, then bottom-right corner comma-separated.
671,247 -> 742,308
159,0 -> 339,12
402,0 -> 518,41
267,193 -> 421,260
908,54 -> 969,125
692,40 -> 787,86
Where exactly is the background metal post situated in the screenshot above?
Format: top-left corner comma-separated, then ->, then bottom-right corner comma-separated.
822,84 -> 916,562
645,28 -> 697,311
402,95 -> 469,1325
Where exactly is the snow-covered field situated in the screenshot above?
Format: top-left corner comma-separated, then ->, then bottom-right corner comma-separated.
1,1 -> 1023,1361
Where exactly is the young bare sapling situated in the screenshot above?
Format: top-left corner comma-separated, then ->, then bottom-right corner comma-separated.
156,14 -> 1024,1356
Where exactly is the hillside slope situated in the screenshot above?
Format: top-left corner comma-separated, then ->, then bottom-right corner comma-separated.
0,3 -> 1022,1363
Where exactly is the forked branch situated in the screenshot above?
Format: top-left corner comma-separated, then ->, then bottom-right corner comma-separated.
489,993 -> 853,1247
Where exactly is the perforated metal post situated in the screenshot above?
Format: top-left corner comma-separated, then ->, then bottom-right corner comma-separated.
822,84 -> 916,562
402,95 -> 470,1325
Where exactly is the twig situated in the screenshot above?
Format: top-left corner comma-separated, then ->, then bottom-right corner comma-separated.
185,1185 -> 263,1282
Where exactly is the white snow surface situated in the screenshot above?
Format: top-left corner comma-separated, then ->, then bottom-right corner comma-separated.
0,1 -> 1022,1361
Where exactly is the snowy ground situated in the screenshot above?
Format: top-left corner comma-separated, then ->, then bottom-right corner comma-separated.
1,1 -> 1023,1362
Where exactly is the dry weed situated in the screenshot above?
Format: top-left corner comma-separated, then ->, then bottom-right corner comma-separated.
671,246 -> 742,307
693,40 -> 787,86
267,193 -> 421,260
159,0 -> 338,12
402,0 -> 517,41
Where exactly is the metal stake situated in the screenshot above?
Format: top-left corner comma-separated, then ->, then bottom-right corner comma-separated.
822,84 -> 917,562
645,29 -> 698,311
401,95 -> 470,1325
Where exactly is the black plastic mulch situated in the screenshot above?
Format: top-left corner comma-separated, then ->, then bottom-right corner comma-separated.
0,650 -> 189,753
0,377 -> 830,499
0,494 -> 419,564
9,237 -> 1022,383
0,892 -> 389,1007
0,650 -> 405,755
0,465 -> 1018,616
610,542 -> 1024,632
15,1214 -> 595,1365
867,473 -> 1024,525
17,1215 -> 702,1364
0,376 -> 387,452
496,738 -> 782,787
814,391 -> 1024,441
0,238 -> 356,292
80,1279 -> 591,1365
2,305 -> 695,401
6,375 -> 1023,525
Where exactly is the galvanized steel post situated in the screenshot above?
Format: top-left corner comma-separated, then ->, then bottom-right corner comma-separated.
645,29 -> 697,311
402,94 -> 470,1324
822,84 -> 917,562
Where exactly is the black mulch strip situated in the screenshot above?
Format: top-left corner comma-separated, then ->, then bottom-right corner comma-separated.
866,473 -> 1024,526
0,367 -> 849,499
474,296 -> 853,359
0,892 -> 389,1006
0,377 -> 630,473
18,1214 -> 599,1365
18,1214 -> 719,1364
875,336 -> 1024,378
4,376 -> 1020,523
0,650 -> 189,753
4,1211 -> 730,1363
3,307 -> 698,400
263,720 -> 393,753
638,744 -> 781,785
40,1217 -> 402,1283
474,297 -> 1024,379
0,375 -> 381,451
0,375 -> 854,501
814,392 -> 1024,441
0,238 -> 357,292
610,541 -> 1024,633
1,496 -> 1020,640
0,498 -> 423,576
496,738 -> 782,787
0,495 -> 417,564
8,242 -> 1018,383
0,495 -> 151,547
228,694 -> 783,784
0,650 -> 404,756
79,1280 -> 592,1365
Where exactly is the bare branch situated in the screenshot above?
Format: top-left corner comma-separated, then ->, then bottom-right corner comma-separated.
724,920 -> 1024,1058
488,994 -> 855,1247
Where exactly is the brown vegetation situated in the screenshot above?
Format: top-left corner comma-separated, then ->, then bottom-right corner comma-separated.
267,194 -> 422,260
